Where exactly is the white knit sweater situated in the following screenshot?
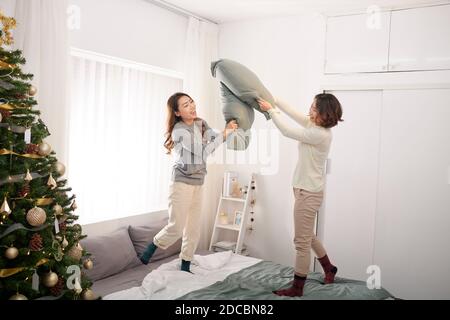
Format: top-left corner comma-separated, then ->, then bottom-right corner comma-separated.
267,99 -> 332,192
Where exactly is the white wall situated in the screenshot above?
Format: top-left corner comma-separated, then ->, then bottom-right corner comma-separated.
0,0 -> 15,16
218,14 -> 327,267
68,0 -> 187,73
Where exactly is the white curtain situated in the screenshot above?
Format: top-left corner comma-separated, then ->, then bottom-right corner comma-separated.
5,0 -> 70,164
184,17 -> 223,250
69,53 -> 183,225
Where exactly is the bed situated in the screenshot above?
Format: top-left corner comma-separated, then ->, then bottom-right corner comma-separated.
102,251 -> 395,300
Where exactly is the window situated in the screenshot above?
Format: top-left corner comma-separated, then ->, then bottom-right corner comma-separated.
68,48 -> 183,224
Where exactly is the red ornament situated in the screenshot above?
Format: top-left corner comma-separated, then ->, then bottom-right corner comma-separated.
28,233 -> 43,251
0,109 -> 11,120
49,278 -> 65,296
25,144 -> 39,155
59,222 -> 67,233
18,184 -> 30,198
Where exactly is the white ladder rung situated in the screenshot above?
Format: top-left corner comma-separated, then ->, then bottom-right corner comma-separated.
221,197 -> 246,203
216,224 -> 240,231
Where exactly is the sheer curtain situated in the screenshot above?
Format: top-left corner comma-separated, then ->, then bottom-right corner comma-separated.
183,17 -> 223,250
6,0 -> 70,164
68,50 -> 183,224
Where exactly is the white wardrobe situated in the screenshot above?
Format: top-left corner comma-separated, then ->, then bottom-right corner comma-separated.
318,4 -> 450,300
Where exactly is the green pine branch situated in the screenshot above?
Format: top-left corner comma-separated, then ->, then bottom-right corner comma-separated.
1,41 -> 93,300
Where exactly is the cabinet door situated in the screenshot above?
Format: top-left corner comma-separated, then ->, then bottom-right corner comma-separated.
325,13 -> 390,73
374,89 -> 450,299
318,90 -> 382,280
389,5 -> 450,71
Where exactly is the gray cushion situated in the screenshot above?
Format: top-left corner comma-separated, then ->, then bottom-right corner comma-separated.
128,218 -> 182,262
211,59 -> 275,150
81,227 -> 142,281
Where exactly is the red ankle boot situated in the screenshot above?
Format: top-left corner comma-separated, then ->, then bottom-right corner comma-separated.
273,275 -> 306,297
318,255 -> 338,284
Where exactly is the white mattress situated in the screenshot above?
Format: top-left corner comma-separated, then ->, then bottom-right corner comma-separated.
103,251 -> 261,300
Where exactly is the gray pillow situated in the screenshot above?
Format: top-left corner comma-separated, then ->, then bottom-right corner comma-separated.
211,59 -> 274,150
81,227 -> 142,281
128,218 -> 182,262
219,83 -> 254,150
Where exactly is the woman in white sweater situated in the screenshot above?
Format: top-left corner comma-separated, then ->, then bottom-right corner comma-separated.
258,93 -> 343,297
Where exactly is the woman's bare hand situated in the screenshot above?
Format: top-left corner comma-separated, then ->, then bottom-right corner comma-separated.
223,120 -> 238,138
257,98 -> 273,111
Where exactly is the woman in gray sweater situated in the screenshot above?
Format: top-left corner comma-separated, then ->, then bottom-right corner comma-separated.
140,92 -> 237,272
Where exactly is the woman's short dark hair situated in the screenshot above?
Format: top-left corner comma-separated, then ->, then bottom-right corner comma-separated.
314,93 -> 343,128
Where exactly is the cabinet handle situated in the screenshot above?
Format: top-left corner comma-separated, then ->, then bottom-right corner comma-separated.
447,165 -> 450,185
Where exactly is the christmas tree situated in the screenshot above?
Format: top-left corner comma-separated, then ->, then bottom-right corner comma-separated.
0,11 -> 96,300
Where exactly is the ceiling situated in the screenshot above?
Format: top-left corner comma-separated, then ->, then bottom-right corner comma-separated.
153,0 -> 450,23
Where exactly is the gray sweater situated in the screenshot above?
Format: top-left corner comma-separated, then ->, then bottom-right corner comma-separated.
171,119 -> 224,185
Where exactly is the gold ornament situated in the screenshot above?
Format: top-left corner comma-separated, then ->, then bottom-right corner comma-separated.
53,204 -> 63,216
83,259 -> 94,270
26,207 -> 47,226
47,173 -> 57,189
0,148 -> 42,159
36,198 -> 54,206
0,103 -> 14,111
28,85 -> 37,96
0,112 -> 2,122
0,11 -> 17,46
38,141 -> 52,156
42,271 -> 59,287
81,288 -> 97,300
0,60 -> 13,69
67,243 -> 83,261
5,246 -> 19,260
55,162 -> 66,176
24,169 -> 33,182
52,240 -> 64,262
1,197 -> 11,216
61,236 -> 68,248
9,293 -> 27,300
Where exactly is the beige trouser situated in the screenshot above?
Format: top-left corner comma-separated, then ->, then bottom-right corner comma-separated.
293,188 -> 327,276
153,181 -> 203,261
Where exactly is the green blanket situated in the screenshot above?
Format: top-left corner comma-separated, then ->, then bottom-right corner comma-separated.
177,261 -> 394,300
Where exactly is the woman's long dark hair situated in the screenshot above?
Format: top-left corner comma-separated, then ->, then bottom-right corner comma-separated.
164,92 -> 192,154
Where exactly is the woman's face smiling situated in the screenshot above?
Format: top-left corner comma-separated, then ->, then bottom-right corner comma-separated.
176,95 -> 197,123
